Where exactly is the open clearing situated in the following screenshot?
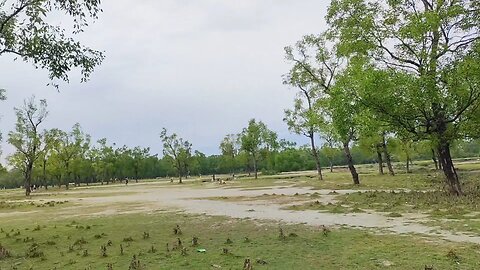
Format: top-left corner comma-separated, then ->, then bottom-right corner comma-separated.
1,163 -> 480,269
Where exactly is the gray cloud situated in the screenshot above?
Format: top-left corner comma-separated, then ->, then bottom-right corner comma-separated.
0,0 -> 331,160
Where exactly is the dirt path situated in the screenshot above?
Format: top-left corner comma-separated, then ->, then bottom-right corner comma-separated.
56,186 -> 480,244
43,184 -> 479,245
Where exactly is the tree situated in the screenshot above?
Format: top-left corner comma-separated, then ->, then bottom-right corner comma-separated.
35,128 -> 60,189
0,0 -> 104,85
90,138 -> 115,185
239,119 -> 271,179
219,134 -> 239,178
321,71 -> 362,185
160,128 -> 192,183
327,0 -> 480,195
8,96 -> 48,196
54,123 -> 91,189
357,114 -> 395,176
0,89 -> 7,154
130,146 -> 150,182
284,90 -> 324,179
284,34 -> 340,180
320,133 -> 339,173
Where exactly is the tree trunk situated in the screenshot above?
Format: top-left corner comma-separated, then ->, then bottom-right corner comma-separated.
329,160 -> 333,173
376,145 -> 384,175
382,134 -> 395,176
431,148 -> 439,170
177,161 -> 183,184
42,159 -> 47,190
437,142 -> 462,195
343,141 -> 360,185
24,161 -> 34,196
406,154 -> 412,174
437,151 -> 443,170
309,134 -> 323,180
253,155 -> 258,180
24,174 -> 32,196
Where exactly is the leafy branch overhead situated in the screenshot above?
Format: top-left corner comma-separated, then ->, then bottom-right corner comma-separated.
0,0 -> 104,85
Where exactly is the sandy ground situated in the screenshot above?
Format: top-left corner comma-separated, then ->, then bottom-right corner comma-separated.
5,182 -> 480,245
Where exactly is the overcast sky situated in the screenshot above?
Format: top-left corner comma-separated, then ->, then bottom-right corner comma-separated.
0,0 -> 330,160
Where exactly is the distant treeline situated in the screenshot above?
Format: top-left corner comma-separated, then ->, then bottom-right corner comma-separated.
1,124 -> 479,189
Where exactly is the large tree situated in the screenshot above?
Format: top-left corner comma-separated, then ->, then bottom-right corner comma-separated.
160,128 -> 192,183
8,96 -> 48,196
219,134 -> 240,178
35,128 -> 60,189
284,88 -> 324,179
130,146 -> 150,183
239,119 -> 271,179
320,69 -> 362,185
54,123 -> 91,189
284,34 -> 340,180
327,0 -> 480,195
0,0 -> 104,85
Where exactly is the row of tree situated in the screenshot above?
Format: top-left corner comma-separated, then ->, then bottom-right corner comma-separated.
282,0 -> 480,195
2,96 -> 480,194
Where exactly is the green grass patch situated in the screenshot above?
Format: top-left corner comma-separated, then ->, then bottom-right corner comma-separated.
0,212 -> 479,269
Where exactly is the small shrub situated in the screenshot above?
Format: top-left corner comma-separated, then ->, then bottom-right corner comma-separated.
129,255 -> 144,270
74,237 -> 88,246
321,225 -> 330,237
173,225 -> 182,235
191,236 -> 198,246
387,212 -> 403,218
26,243 -> 44,258
447,250 -> 460,262
288,232 -> 298,238
23,237 -> 34,243
278,228 -> 286,240
101,245 -> 107,257
123,237 -> 134,242
243,258 -> 253,270
0,244 -> 11,259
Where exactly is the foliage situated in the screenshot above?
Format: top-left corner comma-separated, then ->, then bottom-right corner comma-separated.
326,0 -> 480,194
7,96 -> 48,195
160,128 -> 192,182
0,0 -> 104,85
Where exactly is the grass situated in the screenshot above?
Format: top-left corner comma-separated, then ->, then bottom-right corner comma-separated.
286,175 -> 480,216
0,212 -> 479,269
1,160 -> 480,269
217,159 -> 480,191
220,168 -> 446,191
287,201 -> 352,213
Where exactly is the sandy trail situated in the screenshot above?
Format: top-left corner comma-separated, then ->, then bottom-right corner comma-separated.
40,184 -> 479,245
4,183 -> 478,244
